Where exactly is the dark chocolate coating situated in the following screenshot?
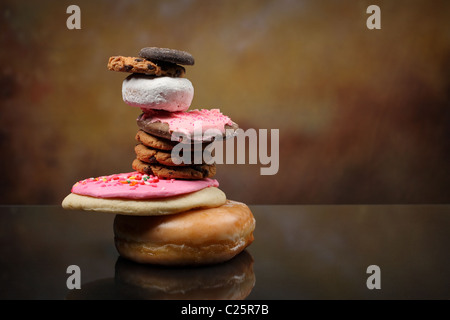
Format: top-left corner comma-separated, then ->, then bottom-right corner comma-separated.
138,47 -> 195,66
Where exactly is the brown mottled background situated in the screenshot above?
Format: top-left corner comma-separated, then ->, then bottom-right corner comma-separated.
0,0 -> 449,204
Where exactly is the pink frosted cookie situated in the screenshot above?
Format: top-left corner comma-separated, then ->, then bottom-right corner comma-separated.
137,109 -> 239,142
69,172 -> 218,199
61,172 -> 226,216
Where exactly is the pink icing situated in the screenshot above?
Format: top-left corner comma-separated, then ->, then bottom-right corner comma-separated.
141,109 -> 234,138
71,172 -> 219,199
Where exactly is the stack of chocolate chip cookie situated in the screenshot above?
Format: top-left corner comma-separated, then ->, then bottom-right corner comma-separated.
108,47 -> 237,180
133,129 -> 214,180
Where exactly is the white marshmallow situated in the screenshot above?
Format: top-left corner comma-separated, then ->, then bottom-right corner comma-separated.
122,74 -> 194,112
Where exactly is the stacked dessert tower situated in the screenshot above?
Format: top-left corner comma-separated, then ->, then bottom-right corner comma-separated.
62,47 -> 255,266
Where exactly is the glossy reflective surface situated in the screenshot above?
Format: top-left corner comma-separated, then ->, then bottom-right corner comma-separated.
0,205 -> 448,299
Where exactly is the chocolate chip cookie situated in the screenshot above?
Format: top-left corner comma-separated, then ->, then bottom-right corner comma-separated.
132,159 -> 216,180
107,56 -> 185,77
135,129 -> 177,151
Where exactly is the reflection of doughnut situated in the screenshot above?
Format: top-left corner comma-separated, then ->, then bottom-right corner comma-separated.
122,74 -> 194,112
66,251 -> 254,300
114,250 -> 255,300
114,200 -> 255,266
65,278 -> 120,300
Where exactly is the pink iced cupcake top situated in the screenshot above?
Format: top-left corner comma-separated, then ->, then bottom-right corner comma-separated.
71,172 -> 219,199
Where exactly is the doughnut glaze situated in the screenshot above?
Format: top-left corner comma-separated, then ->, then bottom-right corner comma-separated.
114,200 -> 255,265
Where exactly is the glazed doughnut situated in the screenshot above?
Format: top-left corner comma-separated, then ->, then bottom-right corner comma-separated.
113,200 -> 255,266
122,74 -> 194,112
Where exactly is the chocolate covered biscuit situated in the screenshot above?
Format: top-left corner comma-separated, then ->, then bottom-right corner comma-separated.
139,47 -> 195,66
